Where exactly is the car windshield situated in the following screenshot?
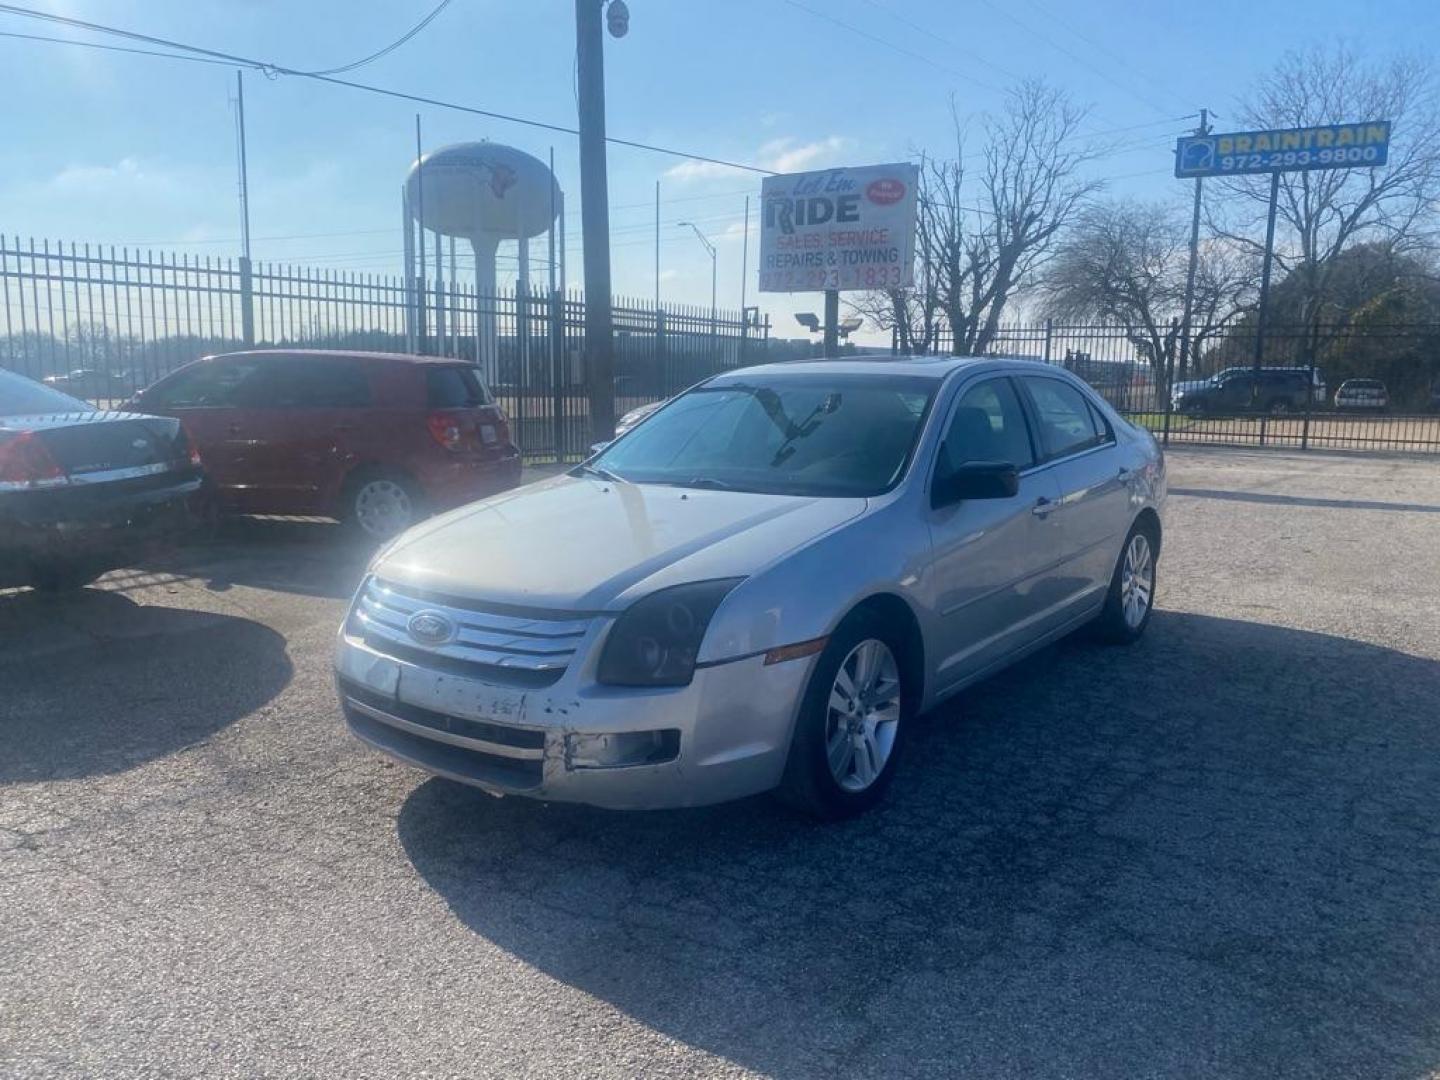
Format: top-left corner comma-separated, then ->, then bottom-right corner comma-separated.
592,372 -> 936,497
0,368 -> 92,416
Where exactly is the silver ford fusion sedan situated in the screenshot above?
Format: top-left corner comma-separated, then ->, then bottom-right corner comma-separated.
335,356 -> 1165,818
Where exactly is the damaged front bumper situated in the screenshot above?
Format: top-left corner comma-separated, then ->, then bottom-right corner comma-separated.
334,630 -> 813,810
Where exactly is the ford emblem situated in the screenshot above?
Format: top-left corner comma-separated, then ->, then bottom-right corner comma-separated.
407,610 -> 456,646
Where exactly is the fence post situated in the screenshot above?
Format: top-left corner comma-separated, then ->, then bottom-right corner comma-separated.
1042,318 -> 1053,365
550,288 -> 565,462
1300,352 -> 1316,451
1160,317 -> 1178,447
239,256 -> 255,346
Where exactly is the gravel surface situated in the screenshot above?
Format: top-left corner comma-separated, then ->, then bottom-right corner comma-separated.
4,448 -> 1440,1079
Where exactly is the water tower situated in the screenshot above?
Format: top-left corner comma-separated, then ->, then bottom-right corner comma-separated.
404,142 -> 562,372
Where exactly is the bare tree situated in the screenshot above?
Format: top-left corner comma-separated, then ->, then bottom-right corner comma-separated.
1211,46 -> 1440,359
1042,199 -> 1253,391
851,81 -> 1102,354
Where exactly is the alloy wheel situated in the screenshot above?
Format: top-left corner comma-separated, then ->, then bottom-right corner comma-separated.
1120,532 -> 1154,629
824,638 -> 901,793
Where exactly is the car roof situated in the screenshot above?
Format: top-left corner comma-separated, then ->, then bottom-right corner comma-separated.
713,353 -> 1059,382
204,349 -> 471,367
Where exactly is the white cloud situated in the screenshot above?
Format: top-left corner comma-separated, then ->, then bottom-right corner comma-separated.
663,135 -> 856,183
757,136 -> 854,174
662,159 -> 735,183
51,157 -> 158,193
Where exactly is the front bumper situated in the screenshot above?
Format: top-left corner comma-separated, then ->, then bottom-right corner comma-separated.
334,629 -> 813,809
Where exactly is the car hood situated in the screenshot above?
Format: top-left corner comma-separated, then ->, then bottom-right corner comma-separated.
373,475 -> 867,611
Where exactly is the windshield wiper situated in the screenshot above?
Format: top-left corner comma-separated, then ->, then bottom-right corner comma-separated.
571,462 -> 625,483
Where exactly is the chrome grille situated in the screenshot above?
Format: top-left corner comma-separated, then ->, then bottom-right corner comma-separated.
354,577 -> 591,684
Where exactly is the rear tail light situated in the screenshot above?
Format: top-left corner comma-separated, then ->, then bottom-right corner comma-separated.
0,430 -> 68,491
180,424 -> 203,467
426,412 -> 463,451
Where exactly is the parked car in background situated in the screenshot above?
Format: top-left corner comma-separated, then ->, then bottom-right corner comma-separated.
129,350 -> 521,539
337,356 -> 1166,819
1333,378 -> 1390,412
1172,368 -> 1314,415
1,368 -> 204,591
42,368 -> 130,402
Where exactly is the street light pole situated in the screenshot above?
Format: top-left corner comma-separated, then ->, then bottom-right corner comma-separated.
678,220 -> 717,337
575,0 -> 615,444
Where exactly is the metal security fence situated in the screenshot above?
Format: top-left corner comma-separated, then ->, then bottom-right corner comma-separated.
0,234 -> 769,462
946,318 -> 1440,454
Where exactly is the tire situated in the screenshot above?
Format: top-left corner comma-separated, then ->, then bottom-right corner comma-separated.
777,610 -> 913,820
344,469 -> 422,541
1094,518 -> 1159,645
30,562 -> 104,592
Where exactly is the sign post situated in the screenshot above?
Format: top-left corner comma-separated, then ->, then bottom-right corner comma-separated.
759,162 -> 920,357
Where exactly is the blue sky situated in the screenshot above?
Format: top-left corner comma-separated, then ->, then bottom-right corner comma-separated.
2,0 -> 1434,334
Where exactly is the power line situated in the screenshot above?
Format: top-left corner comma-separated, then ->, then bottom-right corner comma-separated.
780,0 -> 1005,94
1021,0 -> 1194,114
301,0 -> 453,76
0,3 -> 776,176
972,0 -> 1175,118
0,28 -> 230,65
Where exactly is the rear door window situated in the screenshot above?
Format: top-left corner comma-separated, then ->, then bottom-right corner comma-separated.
426,366 -> 491,408
1020,377 -> 1103,460
268,357 -> 372,407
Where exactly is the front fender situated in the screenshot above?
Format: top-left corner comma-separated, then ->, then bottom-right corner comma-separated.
698,501 -> 930,667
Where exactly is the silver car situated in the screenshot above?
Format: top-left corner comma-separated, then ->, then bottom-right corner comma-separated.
336,356 -> 1166,818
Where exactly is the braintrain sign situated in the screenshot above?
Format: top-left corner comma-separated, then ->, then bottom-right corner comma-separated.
759,163 -> 919,293
1174,121 -> 1391,178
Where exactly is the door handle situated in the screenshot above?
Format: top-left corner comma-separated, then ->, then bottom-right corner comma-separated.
1031,496 -> 1056,517
228,423 -> 242,434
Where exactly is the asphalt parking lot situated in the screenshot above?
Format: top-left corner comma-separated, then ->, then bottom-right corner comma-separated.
4,447 -> 1440,1079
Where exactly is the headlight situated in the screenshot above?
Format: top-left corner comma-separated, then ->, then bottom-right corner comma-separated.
597,579 -> 743,687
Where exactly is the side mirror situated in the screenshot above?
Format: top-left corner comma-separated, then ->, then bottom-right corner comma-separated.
932,458 -> 1020,508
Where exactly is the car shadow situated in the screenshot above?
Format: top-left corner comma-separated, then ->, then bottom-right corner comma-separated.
397,611 -> 1440,1078
136,515 -> 376,601
0,588 -> 292,783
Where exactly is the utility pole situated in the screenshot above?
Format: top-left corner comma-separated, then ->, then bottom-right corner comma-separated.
678,221 -> 716,336
414,114 -> 428,354
235,71 -> 252,263
739,195 -> 749,317
1175,108 -> 1209,443
234,70 -> 255,345
575,0 -> 615,444
1252,168 -> 1281,377
654,179 -> 661,312
823,290 -> 839,357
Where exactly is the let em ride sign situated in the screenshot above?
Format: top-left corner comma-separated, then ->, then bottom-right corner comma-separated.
759,162 -> 919,293
1175,120 -> 1391,178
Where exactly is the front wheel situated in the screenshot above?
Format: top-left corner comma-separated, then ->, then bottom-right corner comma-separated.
346,471 -> 421,541
777,611 -> 910,820
1094,521 -> 1158,645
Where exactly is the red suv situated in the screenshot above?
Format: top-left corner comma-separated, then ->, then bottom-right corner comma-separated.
131,350 -> 521,537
